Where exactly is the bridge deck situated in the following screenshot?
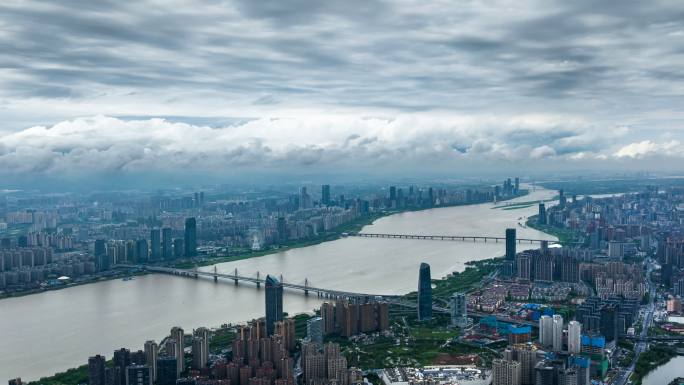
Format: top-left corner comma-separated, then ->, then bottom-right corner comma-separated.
350,232 -> 557,243
118,264 -> 398,299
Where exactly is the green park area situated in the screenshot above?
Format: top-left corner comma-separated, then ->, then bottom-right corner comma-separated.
631,344 -> 677,385
328,314 -> 490,370
526,215 -> 579,244
28,364 -> 89,385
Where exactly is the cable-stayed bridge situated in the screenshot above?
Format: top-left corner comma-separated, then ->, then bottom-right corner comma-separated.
117,264 -> 400,301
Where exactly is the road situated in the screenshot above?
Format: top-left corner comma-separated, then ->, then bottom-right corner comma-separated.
612,259 -> 657,385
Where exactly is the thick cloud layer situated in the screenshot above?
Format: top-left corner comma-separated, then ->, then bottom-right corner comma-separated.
0,115 -> 680,176
0,0 -> 683,176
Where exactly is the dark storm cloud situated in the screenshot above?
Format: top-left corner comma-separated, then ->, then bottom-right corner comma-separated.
1,0 -> 682,110
232,0 -> 388,26
0,0 -> 683,175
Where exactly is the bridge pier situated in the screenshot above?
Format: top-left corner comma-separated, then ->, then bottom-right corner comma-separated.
304,278 -> 309,296
234,268 -> 238,286
213,266 -> 218,283
256,271 -> 261,289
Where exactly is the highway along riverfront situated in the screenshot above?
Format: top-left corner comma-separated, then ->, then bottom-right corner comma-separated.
0,186 -> 556,382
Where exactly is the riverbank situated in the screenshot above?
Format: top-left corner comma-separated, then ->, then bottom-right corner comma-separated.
525,215 -> 579,244
0,269 -> 149,301
632,344 -> 677,385
1,191 -> 530,303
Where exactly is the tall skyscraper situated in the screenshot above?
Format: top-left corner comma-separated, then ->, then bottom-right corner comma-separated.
144,340 -> 158,382
492,358 -> 521,385
418,262 -> 432,321
538,203 -> 547,225
307,317 -> 323,346
539,315 -> 553,347
265,274 -> 284,336
184,217 -> 197,257
321,185 -> 331,206
161,227 -> 172,260
113,348 -> 131,384
136,239 -> 149,263
321,302 -> 335,335
505,228 -> 516,260
277,216 -> 287,243
534,254 -> 554,282
300,187 -> 312,209
88,355 -> 106,385
94,239 -> 106,257
156,357 -> 178,385
534,362 -> 555,385
95,239 -> 109,270
450,292 -> 468,327
511,344 -> 539,385
170,327 -> 185,375
552,314 -> 564,352
516,252 -> 532,280
559,189 -> 566,208
192,337 -> 207,369
173,238 -> 183,258
560,255 -> 580,283
568,321 -> 581,354
150,228 -> 161,261
192,327 -> 209,369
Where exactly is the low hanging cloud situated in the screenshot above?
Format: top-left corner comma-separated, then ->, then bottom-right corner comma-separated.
614,140 -> 683,159
0,114 -> 653,175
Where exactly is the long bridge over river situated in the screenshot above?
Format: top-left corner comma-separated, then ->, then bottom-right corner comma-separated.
118,264 -> 401,301
348,232 -> 558,244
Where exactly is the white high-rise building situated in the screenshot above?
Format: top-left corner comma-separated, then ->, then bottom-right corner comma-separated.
539,315 -> 553,347
552,314 -> 564,352
568,321 -> 582,354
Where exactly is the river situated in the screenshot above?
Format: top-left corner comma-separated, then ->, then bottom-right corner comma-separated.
0,187 -> 556,382
642,355 -> 684,385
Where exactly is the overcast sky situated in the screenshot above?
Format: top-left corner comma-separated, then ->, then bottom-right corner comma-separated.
0,0 -> 683,183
